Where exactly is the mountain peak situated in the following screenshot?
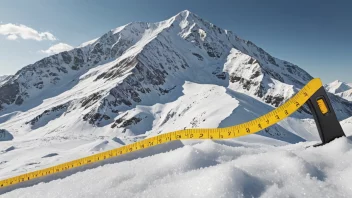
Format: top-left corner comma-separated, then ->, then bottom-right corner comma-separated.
174,10 -> 194,18
332,80 -> 344,84
325,80 -> 352,94
178,9 -> 191,15
172,9 -> 198,22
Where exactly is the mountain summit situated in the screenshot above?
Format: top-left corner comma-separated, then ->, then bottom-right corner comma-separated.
0,10 -> 352,178
325,80 -> 352,101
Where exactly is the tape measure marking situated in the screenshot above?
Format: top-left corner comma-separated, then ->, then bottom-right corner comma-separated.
0,78 -> 323,189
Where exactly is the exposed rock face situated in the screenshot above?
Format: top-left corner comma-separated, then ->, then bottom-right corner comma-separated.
111,116 -> 142,129
25,103 -> 69,126
0,129 -> 13,141
0,81 -> 20,110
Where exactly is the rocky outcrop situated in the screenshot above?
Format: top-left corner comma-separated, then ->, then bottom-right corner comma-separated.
0,129 -> 14,141
0,81 -> 20,110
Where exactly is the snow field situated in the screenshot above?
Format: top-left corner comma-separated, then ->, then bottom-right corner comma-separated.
2,135 -> 352,198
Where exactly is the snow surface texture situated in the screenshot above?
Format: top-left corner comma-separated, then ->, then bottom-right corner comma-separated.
0,10 -> 352,197
2,130 -> 352,198
325,80 -> 352,101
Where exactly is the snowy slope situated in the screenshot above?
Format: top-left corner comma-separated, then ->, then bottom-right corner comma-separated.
0,82 -> 312,180
342,116 -> 352,132
325,80 -> 352,101
0,10 -> 351,186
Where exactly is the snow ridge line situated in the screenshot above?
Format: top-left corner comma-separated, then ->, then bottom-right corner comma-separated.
0,79 -> 323,190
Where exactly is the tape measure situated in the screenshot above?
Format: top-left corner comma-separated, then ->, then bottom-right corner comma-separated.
0,78 -> 345,190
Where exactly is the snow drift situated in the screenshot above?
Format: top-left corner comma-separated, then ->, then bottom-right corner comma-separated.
2,133 -> 352,197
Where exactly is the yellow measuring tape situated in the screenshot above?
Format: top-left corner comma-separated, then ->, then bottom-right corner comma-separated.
0,78 -> 323,188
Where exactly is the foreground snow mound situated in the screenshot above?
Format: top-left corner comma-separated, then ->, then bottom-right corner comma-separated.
3,136 -> 352,198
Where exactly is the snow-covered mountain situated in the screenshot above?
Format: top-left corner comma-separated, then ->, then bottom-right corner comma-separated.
0,10 -> 351,181
325,80 -> 352,101
325,80 -> 352,94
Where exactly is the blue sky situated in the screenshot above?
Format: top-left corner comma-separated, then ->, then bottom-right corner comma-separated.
0,0 -> 351,83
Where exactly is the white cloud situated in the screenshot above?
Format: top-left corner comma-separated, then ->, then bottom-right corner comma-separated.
6,34 -> 18,40
0,23 -> 56,41
40,43 -> 74,55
